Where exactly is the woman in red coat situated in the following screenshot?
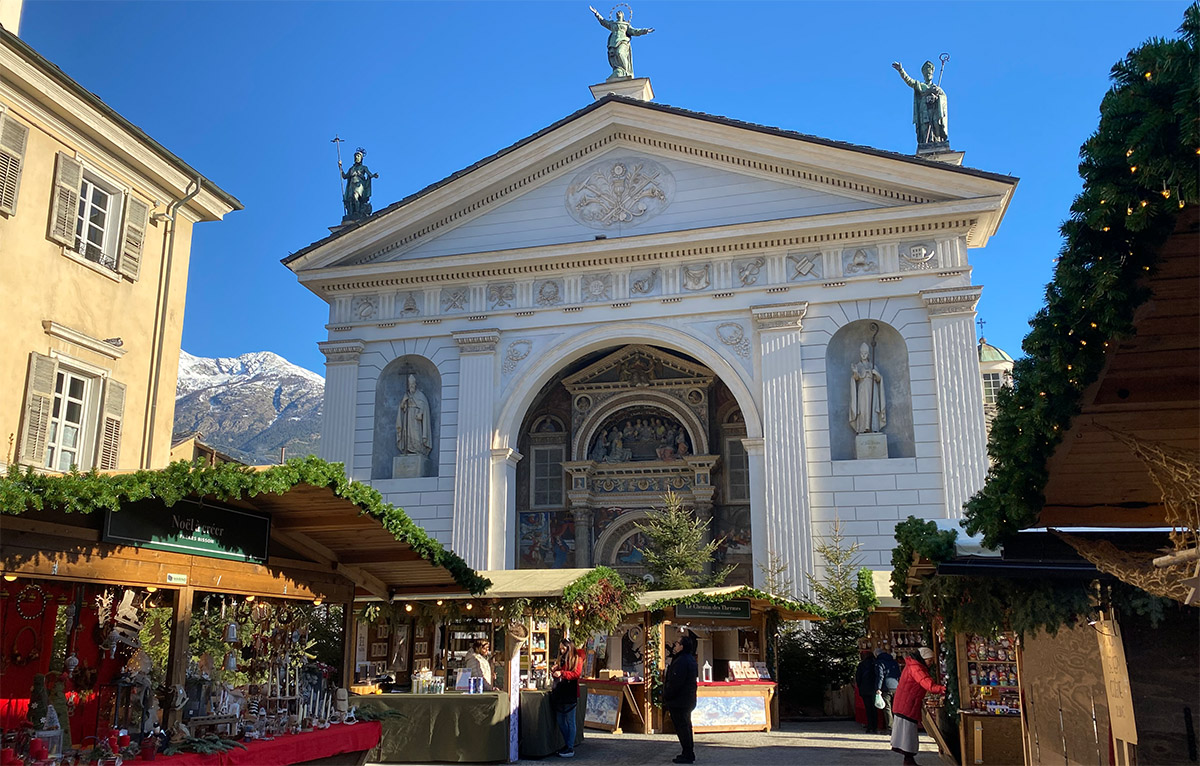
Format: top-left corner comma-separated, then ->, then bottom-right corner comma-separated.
890,647 -> 945,765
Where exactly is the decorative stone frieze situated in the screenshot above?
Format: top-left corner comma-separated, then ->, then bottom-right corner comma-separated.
565,155 -> 675,229
682,263 -> 711,291
317,339 -> 365,364
502,340 -> 533,374
488,282 -> 516,309
843,247 -> 879,276
716,322 -> 751,359
786,251 -> 822,282
452,329 -> 501,354
900,241 -> 939,271
920,285 -> 983,315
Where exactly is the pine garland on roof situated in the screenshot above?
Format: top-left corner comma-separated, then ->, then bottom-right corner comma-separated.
962,4 -> 1199,548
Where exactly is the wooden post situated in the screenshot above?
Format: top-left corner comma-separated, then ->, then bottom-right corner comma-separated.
166,585 -> 194,727
341,600 -> 356,687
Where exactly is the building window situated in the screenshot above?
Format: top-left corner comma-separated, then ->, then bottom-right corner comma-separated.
982,372 -> 1004,405
45,369 -> 92,470
726,437 -> 750,502
532,446 -> 564,508
73,174 -> 123,270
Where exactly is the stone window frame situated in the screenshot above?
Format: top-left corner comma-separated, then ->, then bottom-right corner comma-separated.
529,415 -> 567,510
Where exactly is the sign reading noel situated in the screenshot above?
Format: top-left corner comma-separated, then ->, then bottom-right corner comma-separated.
103,498 -> 270,563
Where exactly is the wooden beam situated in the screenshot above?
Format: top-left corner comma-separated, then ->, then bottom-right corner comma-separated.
166,585 -> 194,728
336,549 -> 426,565
271,528 -> 391,601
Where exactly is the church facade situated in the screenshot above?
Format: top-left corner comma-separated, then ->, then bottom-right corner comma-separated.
284,95 -> 1015,593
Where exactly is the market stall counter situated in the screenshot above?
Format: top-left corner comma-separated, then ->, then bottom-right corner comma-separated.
350,693 -> 509,763
152,722 -> 382,766
518,689 -> 585,759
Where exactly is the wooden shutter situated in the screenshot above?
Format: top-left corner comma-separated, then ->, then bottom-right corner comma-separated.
118,196 -> 149,280
0,113 -> 29,216
48,151 -> 83,246
96,378 -> 126,470
18,352 -> 58,465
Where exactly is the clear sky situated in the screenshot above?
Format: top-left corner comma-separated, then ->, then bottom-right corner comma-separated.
20,0 -> 1191,376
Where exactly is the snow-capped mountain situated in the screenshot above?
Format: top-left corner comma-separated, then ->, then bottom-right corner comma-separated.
174,350 -> 322,466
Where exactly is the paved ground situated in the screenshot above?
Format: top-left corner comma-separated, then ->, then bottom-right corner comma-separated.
371,720 -> 940,766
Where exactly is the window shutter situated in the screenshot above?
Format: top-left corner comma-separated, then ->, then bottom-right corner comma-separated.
48,151 -> 83,246
0,114 -> 29,216
117,196 -> 149,281
96,378 -> 126,470
18,352 -> 58,465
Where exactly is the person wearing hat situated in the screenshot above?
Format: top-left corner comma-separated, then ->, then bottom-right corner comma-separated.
663,630 -> 699,764
890,647 -> 945,765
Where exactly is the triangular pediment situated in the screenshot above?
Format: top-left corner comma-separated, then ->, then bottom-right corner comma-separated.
286,97 -> 1016,273
563,345 -> 712,392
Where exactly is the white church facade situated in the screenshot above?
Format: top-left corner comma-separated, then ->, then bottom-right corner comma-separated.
284,94 -> 1016,594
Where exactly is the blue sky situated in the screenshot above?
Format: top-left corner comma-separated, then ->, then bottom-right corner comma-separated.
21,0 -> 1191,376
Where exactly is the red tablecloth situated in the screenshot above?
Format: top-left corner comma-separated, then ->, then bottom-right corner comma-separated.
154,722 -> 381,766
697,681 -> 776,687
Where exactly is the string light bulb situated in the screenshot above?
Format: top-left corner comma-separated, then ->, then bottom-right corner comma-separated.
466,603 -> 473,610
313,598 -> 323,606
146,586 -> 158,593
2,574 -> 16,582
405,603 -> 413,612
436,600 -> 443,606
1130,166 -> 1138,173
246,595 -> 256,602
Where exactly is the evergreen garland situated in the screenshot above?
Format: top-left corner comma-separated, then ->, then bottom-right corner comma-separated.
0,456 -> 491,594
962,4 -> 1199,548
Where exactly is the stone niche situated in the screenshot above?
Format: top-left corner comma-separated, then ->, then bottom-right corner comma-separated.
826,320 -> 915,461
372,355 -> 441,479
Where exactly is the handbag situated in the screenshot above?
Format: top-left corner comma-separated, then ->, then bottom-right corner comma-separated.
874,691 -> 887,710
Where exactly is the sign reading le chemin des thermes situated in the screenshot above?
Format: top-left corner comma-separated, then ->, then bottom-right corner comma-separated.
103,499 -> 270,564
674,599 -> 752,620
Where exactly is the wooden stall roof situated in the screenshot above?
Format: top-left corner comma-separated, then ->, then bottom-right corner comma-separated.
389,568 -> 598,601
1039,210 -> 1199,527
0,458 -> 490,601
635,586 -> 824,622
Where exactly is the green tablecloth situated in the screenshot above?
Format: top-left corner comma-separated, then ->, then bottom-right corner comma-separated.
518,689 -> 586,758
352,692 -> 508,763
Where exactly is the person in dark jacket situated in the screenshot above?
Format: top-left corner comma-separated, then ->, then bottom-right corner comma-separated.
855,650 -> 880,734
874,647 -> 902,730
662,630 -> 699,764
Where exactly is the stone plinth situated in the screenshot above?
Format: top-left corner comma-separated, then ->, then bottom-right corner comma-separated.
855,433 -> 889,460
589,77 -> 653,102
393,454 -> 427,479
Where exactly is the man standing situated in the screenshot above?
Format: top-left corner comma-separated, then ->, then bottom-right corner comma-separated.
663,631 -> 699,764
856,650 -> 880,734
875,647 -> 902,731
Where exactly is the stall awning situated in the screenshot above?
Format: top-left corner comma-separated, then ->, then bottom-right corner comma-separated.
636,586 -> 824,622
0,457 -> 490,601
394,568 -> 598,601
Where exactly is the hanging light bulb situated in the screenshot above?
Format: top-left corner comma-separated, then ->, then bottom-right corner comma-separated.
405,603 -> 413,612
313,598 -> 323,606
466,603 -> 473,611
436,600 -> 443,606
246,595 -> 256,602
146,586 -> 158,593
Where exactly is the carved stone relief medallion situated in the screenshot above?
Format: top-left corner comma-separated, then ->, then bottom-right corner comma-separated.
716,322 -> 751,359
565,155 -> 676,229
682,263 -> 711,291
787,251 -> 823,281
441,287 -> 469,313
399,291 -> 421,316
353,295 -> 378,320
488,282 -> 516,309
630,268 -> 661,296
843,248 -> 879,275
581,273 -> 612,303
900,242 -> 938,271
737,257 -> 766,286
502,339 -> 532,373
535,279 -> 563,306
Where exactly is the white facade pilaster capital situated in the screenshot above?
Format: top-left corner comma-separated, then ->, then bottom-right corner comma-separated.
740,437 -> 766,456
920,286 -> 983,317
751,301 -> 808,331
452,329 -> 501,354
317,339 -> 366,365
491,447 -> 523,467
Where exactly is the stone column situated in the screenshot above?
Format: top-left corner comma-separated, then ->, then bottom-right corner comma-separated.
450,329 -> 501,569
751,301 -> 812,598
920,287 -> 988,518
573,508 -> 594,568
743,437 -> 767,589
317,340 -> 365,471
489,447 -> 522,569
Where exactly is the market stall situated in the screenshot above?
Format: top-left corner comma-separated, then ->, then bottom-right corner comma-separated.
352,567 -> 633,762
0,458 -> 486,765
588,586 -> 820,735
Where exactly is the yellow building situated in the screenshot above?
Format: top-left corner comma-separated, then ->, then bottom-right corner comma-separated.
0,25 -> 240,472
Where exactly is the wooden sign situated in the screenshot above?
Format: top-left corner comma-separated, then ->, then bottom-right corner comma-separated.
1096,614 -> 1138,745
675,599 -> 751,620
103,498 -> 269,563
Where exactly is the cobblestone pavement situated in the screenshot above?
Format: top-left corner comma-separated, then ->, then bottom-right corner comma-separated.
371,720 -> 940,766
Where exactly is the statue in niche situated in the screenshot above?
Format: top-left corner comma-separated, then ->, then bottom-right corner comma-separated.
396,374 -> 432,456
340,146 -> 378,221
849,342 -> 887,434
590,5 -> 654,80
892,58 -> 949,150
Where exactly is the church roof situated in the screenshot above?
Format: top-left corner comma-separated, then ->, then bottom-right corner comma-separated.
283,94 -> 1018,267
978,339 -> 1014,363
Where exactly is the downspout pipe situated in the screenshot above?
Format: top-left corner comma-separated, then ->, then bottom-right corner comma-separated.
141,177 -> 201,468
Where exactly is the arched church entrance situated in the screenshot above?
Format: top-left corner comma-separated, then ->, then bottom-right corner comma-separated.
514,344 -> 753,585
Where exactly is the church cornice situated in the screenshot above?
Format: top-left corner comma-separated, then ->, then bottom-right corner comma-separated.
299,197 -> 998,296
